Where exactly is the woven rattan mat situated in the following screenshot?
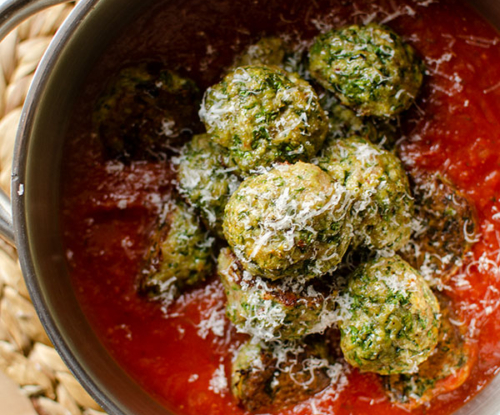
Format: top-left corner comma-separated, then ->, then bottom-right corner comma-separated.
0,3 -> 106,415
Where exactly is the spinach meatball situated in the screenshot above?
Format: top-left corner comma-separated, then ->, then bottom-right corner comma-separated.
223,162 -> 352,280
218,248 -> 339,340
140,200 -> 214,303
400,172 -> 476,288
231,37 -> 286,69
383,295 -> 475,409
316,135 -> 413,250
200,66 -> 329,174
94,62 -> 201,160
340,255 -> 440,375
319,90 -> 377,142
231,338 -> 334,412
177,134 -> 241,239
309,23 -> 424,118
319,90 -> 398,149
231,37 -> 309,80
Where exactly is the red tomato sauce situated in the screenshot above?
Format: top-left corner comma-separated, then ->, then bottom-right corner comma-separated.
61,0 -> 500,414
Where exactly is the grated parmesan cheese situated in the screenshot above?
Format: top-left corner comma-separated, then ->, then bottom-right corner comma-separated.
208,364 -> 228,396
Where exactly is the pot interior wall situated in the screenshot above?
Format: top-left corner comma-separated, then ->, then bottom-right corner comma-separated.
15,0 -> 170,413
13,0 -> 500,415
445,1 -> 500,408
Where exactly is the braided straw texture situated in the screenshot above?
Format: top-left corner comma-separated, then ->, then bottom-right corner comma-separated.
0,3 -> 107,415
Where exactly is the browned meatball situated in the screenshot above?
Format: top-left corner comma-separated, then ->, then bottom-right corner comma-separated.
139,200 -> 214,304
400,172 -> 477,288
218,248 -> 339,341
94,62 -> 202,160
231,337 -> 334,412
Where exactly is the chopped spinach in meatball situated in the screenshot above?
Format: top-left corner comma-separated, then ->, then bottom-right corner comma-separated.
316,135 -> 413,250
231,337 -> 333,412
309,23 -> 424,117
383,295 -> 475,409
200,65 -> 329,174
177,134 -> 241,239
319,90 -> 378,142
340,255 -> 440,375
319,90 -> 399,149
94,62 -> 202,160
218,248 -> 339,340
231,37 -> 311,81
223,162 -> 352,280
140,200 -> 214,303
231,37 -> 286,69
400,172 -> 476,288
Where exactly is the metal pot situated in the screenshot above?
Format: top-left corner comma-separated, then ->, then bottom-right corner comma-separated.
0,0 -> 498,414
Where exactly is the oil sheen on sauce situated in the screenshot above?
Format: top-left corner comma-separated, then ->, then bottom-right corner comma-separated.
61,0 -> 500,414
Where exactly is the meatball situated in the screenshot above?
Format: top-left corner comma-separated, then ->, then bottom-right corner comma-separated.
94,62 -> 202,160
200,65 -> 329,174
316,135 -> 413,251
231,37 -> 286,69
223,162 -> 352,280
218,248 -> 339,340
320,90 -> 399,149
231,337 -> 333,412
309,23 -> 424,117
177,134 -> 241,239
231,37 -> 310,81
400,172 -> 476,288
140,200 -> 214,303
340,255 -> 440,375
319,91 -> 378,142
383,295 -> 476,409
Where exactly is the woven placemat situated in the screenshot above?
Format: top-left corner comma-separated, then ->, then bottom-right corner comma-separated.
0,3 -> 107,415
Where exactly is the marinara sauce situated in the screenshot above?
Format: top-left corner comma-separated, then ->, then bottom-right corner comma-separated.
61,0 -> 500,413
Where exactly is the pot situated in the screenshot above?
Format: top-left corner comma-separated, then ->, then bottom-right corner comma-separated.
0,0 -> 498,414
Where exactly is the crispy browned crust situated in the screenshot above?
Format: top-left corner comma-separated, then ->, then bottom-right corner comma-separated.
138,212 -> 173,295
400,171 -> 477,286
94,62 -> 202,161
232,338 -> 332,412
220,247 -> 335,318
139,202 -> 212,298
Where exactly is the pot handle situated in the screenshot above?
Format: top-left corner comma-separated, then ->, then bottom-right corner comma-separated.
0,0 -> 72,246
